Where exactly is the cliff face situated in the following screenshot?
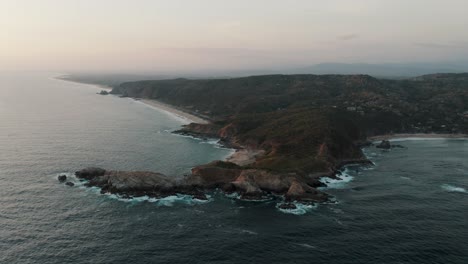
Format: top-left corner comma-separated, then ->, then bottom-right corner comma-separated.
174,107 -> 367,174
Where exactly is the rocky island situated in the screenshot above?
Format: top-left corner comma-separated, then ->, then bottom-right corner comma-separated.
66,73 -> 468,208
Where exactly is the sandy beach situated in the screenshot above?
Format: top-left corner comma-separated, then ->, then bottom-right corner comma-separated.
368,133 -> 468,141
138,99 -> 264,165
139,98 -> 269,166
139,99 -> 209,125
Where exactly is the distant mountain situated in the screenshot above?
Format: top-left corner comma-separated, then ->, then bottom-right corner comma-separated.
289,63 -> 468,78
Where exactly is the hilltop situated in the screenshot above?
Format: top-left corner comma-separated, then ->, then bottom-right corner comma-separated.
99,73 -> 468,203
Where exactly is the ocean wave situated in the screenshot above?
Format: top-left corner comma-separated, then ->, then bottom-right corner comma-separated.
293,243 -> 317,249
172,133 -> 232,150
441,184 -> 467,193
240,229 -> 258,235
54,172 -> 87,187
198,139 -> 220,145
386,137 -> 467,143
276,202 -> 318,215
318,168 -> 355,189
104,193 -> 212,206
225,192 -> 274,202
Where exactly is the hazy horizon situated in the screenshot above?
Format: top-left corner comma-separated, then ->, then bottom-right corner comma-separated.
2,0 -> 468,73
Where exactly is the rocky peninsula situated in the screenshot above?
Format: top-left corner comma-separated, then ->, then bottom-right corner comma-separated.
65,73 -> 467,208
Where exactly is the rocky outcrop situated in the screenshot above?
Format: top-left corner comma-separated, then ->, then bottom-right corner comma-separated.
72,164 -> 332,204
58,175 -> 67,182
375,140 -> 405,149
73,168 -> 209,199
75,167 -> 106,179
173,123 -> 221,140
192,162 -> 331,202
189,161 -> 242,189
376,140 -> 391,149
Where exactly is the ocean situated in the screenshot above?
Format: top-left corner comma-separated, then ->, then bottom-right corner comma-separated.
0,73 -> 467,264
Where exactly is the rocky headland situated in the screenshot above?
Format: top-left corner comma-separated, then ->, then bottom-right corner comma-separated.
65,73 -> 467,208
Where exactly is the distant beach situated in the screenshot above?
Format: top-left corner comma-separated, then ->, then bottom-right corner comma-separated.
138,99 -> 209,125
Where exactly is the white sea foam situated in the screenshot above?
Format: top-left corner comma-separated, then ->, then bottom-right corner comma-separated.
293,243 -> 317,249
102,193 -> 212,206
385,137 -> 467,143
225,192 -> 242,199
240,229 -> 258,235
199,139 -> 220,145
54,172 -> 88,187
441,184 -> 467,193
224,192 -> 273,202
319,169 -> 355,189
276,202 -> 318,215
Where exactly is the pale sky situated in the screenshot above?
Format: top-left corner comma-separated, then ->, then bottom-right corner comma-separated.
1,0 -> 468,72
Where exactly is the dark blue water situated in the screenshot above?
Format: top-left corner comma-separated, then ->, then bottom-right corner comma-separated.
1,73 -> 467,264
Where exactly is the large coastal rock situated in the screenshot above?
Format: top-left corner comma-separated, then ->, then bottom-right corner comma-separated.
375,140 -> 405,149
376,140 -> 391,149
75,167 -> 106,179
189,161 -> 330,202
74,167 -> 202,199
73,163 -> 331,203
189,161 -> 242,188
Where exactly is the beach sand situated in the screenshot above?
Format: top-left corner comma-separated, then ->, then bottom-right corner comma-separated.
140,99 -> 209,125
139,99 -> 264,165
368,133 -> 468,141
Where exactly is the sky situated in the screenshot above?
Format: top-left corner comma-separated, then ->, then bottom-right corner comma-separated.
1,0 -> 468,73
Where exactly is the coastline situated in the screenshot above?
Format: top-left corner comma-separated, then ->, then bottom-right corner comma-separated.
56,75 -> 249,165
136,100 -> 261,166
54,75 -> 113,90
368,133 -> 468,141
138,99 -> 209,125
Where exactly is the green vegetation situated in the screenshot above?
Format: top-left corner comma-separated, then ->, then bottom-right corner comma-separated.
112,73 -> 468,173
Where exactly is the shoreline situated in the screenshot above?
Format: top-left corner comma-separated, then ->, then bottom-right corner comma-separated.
134,99 -> 260,166
138,99 -> 209,125
368,133 -> 468,141
56,76 -> 244,165
54,75 -> 113,90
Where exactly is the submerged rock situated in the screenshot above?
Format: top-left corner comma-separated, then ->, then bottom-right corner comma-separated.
376,140 -> 405,149
65,182 -> 75,187
278,203 -> 297,210
58,175 -> 67,182
376,140 -> 391,149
